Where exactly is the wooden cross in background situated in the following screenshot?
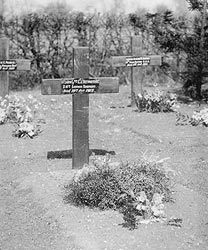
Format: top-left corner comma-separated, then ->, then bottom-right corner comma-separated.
112,35 -> 162,106
42,47 -> 119,169
0,2 -> 31,97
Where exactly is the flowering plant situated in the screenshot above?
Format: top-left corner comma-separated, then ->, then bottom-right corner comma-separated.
0,107 -> 7,124
134,90 -> 177,113
176,107 -> 208,127
191,108 -> 208,126
12,121 -> 41,138
0,94 -> 42,138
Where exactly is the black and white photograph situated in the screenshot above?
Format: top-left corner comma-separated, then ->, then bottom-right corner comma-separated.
0,0 -> 208,249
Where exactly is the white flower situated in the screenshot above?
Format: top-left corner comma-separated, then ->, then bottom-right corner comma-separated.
152,193 -> 163,206
137,93 -> 143,99
0,107 -> 6,124
26,106 -> 31,112
25,112 -> 33,122
1,99 -> 7,107
136,204 -> 148,211
151,204 -> 165,217
73,164 -> 96,182
138,191 -> 148,203
19,122 -> 34,131
28,94 -> 33,99
192,108 -> 208,126
18,122 -> 36,137
51,98 -> 57,103
151,193 -> 164,217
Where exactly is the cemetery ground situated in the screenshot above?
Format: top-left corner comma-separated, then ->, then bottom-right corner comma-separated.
0,83 -> 208,250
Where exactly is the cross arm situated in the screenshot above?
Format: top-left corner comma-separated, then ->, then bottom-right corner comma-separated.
0,59 -> 31,71
15,59 -> 31,70
41,77 -> 119,95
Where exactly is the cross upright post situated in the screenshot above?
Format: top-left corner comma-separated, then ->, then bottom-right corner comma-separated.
41,47 -> 119,169
72,47 -> 90,168
0,33 -> 9,97
0,2 -> 9,97
130,35 -> 144,106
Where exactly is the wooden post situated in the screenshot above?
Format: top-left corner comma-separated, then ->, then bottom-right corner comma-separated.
131,35 -> 144,106
41,47 -> 119,169
0,35 -> 9,97
72,47 -> 90,168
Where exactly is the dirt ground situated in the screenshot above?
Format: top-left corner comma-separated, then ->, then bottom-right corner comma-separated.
0,84 -> 208,250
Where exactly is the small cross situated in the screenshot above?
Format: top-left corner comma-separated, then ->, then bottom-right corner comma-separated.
0,35 -> 31,97
111,35 -> 162,106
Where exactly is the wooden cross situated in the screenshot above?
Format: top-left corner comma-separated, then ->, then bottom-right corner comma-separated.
0,34 -> 31,97
111,35 -> 162,106
41,47 -> 119,169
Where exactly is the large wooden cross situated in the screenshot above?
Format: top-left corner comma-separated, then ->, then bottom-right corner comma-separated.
0,34 -> 31,97
111,35 -> 162,106
41,47 -> 119,169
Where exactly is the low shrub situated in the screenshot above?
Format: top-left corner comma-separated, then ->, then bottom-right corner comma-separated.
64,154 -> 173,229
134,90 -> 177,113
176,107 -> 208,127
117,159 -> 172,203
65,155 -> 122,210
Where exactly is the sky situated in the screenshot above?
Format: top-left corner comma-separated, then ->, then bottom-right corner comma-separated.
5,0 -> 188,15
